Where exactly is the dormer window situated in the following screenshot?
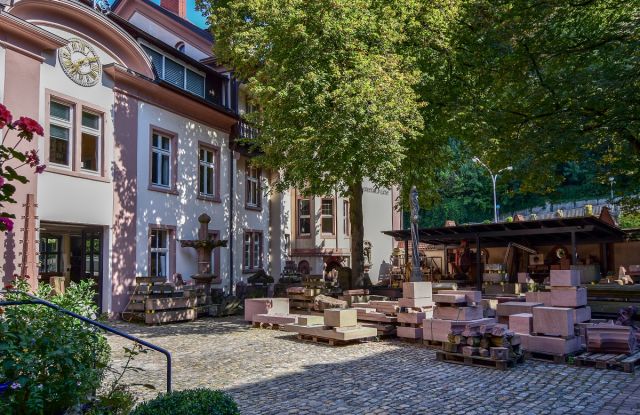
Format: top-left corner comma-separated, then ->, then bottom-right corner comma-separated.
142,44 -> 205,98
175,41 -> 185,53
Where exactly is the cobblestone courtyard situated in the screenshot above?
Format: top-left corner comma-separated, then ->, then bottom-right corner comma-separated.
108,317 -> 640,415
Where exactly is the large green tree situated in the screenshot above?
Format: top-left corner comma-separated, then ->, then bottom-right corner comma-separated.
444,0 -> 640,208
197,0 -> 454,283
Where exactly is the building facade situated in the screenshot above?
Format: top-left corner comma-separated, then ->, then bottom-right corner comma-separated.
0,0 -> 399,316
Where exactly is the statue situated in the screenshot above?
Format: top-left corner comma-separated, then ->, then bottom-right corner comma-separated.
363,240 -> 372,266
409,186 -> 423,282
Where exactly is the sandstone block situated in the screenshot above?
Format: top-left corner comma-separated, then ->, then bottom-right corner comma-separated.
509,313 -> 533,335
324,309 -> 357,328
532,306 -> 575,337
403,282 -> 433,299
551,287 -> 587,307
550,270 -> 581,287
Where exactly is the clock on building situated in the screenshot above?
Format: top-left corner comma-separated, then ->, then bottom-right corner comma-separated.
58,38 -> 102,87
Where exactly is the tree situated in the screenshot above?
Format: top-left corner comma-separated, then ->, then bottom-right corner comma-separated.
196,0 -> 452,283
442,0 -> 640,208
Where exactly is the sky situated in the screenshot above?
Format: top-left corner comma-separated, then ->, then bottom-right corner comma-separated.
109,0 -> 209,28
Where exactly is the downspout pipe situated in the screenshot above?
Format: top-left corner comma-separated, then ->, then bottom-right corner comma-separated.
229,149 -> 235,295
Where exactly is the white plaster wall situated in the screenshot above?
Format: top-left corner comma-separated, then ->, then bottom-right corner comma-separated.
135,102 -> 231,285
362,180 -> 394,282
129,12 -> 209,61
232,157 -> 271,285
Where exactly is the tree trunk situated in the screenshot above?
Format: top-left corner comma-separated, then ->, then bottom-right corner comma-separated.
349,181 -> 365,288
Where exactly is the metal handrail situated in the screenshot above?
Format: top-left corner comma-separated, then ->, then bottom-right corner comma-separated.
0,289 -> 172,393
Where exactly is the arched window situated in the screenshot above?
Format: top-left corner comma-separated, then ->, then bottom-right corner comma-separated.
175,41 -> 185,53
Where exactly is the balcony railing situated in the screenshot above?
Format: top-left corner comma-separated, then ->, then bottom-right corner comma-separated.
232,119 -> 259,141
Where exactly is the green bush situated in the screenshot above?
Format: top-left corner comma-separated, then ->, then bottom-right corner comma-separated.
131,388 -> 240,415
0,278 -> 110,414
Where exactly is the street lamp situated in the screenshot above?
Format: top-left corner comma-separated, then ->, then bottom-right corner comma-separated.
608,176 -> 615,202
472,157 -> 513,223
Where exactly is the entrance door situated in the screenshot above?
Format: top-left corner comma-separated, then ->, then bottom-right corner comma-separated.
69,229 -> 103,311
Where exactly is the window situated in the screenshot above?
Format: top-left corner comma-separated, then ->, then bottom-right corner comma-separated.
150,229 -> 168,278
39,236 -> 61,274
199,146 -> 218,198
245,165 -> 261,208
343,200 -> 350,236
243,231 -> 262,271
142,45 -> 205,98
49,100 -> 72,166
321,198 -> 335,235
297,198 -> 311,236
151,132 -> 172,188
80,111 -> 101,171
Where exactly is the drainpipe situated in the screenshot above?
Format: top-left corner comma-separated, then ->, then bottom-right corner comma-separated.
228,149 -> 236,295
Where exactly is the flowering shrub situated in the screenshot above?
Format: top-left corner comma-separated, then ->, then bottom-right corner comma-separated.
0,103 -> 47,232
0,278 -> 110,414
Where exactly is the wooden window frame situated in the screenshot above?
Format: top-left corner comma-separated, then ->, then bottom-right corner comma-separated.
297,197 -> 312,238
197,142 -> 221,202
45,90 -> 108,182
148,125 -> 178,195
245,163 -> 262,210
242,230 -> 263,273
320,197 -> 336,237
343,200 -> 351,237
147,224 -> 176,279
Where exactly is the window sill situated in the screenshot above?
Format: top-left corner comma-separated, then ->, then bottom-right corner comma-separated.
321,234 -> 337,239
197,194 -> 222,203
148,185 -> 179,195
297,234 -> 312,239
245,204 -> 262,212
45,167 -> 109,183
242,268 -> 263,274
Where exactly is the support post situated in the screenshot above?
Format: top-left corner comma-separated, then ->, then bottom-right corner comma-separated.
404,240 -> 409,267
602,243 -> 609,276
475,234 -> 482,291
571,231 -> 577,265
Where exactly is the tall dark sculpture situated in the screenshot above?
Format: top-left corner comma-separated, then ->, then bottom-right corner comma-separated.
410,186 -> 423,282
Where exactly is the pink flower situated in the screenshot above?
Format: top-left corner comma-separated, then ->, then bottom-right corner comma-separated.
0,104 -> 12,129
0,176 -> 4,188
12,117 -> 44,140
35,164 -> 46,174
25,150 -> 40,167
0,217 -> 14,232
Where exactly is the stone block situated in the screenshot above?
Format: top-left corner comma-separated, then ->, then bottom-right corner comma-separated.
433,306 -> 483,321
550,270 -> 581,287
496,301 -> 543,317
573,306 -> 592,324
244,298 -> 290,321
297,315 -> 324,326
490,347 -> 509,360
437,290 -> 481,304
397,312 -> 428,325
398,297 -> 434,308
397,326 -> 422,339
551,287 -> 587,307
433,293 -> 467,304
525,291 -> 552,306
532,307 -> 575,337
509,313 -> 533,335
522,334 -> 582,355
462,346 -> 479,356
518,272 -> 534,284
403,282 -> 433,299
324,309 -> 357,328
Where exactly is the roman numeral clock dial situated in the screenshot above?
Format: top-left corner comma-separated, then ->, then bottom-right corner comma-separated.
58,38 -> 101,87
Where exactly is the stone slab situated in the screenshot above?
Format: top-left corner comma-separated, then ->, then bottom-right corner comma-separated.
433,306 -> 483,321
573,306 -> 592,324
298,315 -> 325,326
551,287 -> 587,307
521,334 -> 582,355
253,313 -> 298,325
437,290 -> 481,304
532,307 -> 575,337
525,291 -> 552,306
397,312 -> 428,325
397,326 -> 422,339
433,293 -> 467,304
398,297 -> 435,308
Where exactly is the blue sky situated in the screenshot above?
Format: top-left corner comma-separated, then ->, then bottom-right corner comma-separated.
109,0 -> 208,28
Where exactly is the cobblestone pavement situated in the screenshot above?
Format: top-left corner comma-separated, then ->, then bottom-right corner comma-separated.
106,316 -> 639,415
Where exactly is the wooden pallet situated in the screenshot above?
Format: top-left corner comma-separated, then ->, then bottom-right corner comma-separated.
423,339 -> 445,349
574,351 -> 640,373
296,333 -> 373,346
524,350 -> 577,364
436,350 -> 523,371
252,321 -> 285,330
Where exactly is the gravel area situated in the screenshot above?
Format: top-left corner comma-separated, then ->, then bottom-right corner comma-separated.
106,316 -> 640,415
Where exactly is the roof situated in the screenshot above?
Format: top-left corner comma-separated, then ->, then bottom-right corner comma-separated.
111,0 -> 213,41
383,216 -> 628,247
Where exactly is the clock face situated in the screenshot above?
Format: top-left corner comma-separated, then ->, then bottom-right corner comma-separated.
58,38 -> 102,87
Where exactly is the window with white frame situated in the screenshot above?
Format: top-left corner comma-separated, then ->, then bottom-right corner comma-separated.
243,231 -> 262,271
245,165 -> 261,208
80,111 -> 101,172
321,198 -> 335,235
49,100 -> 73,166
151,132 -> 172,188
343,200 -> 350,236
297,198 -> 311,236
150,229 -> 168,277
199,146 -> 217,197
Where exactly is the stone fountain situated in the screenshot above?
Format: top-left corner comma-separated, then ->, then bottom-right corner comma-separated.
179,213 -> 227,290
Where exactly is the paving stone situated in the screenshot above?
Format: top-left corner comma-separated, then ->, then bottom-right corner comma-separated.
105,316 -> 640,415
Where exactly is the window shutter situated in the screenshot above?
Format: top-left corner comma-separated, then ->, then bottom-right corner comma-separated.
142,45 -> 164,78
164,58 -> 185,88
186,69 -> 205,97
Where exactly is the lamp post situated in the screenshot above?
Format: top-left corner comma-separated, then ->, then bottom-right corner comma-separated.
472,157 -> 513,223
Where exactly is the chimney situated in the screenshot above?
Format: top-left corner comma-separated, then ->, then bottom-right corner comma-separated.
160,0 -> 187,19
